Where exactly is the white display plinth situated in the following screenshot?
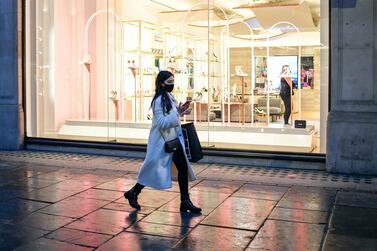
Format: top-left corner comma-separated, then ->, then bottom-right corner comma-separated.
58,120 -> 315,152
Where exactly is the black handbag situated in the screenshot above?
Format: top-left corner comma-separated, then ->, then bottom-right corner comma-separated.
164,138 -> 180,153
181,122 -> 203,162
159,128 -> 180,153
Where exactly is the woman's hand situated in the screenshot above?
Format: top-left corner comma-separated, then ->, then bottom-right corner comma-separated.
180,108 -> 192,116
178,100 -> 191,114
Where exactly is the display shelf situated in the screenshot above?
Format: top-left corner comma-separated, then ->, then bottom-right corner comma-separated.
124,50 -> 156,55
191,58 -> 218,62
122,20 -> 158,122
119,18 -> 225,124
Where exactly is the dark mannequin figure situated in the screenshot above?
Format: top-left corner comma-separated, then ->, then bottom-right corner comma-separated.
280,65 -> 293,125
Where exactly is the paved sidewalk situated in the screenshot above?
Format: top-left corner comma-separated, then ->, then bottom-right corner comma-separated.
0,151 -> 376,250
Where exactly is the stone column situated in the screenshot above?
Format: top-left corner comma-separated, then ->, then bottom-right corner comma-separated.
327,0 -> 377,174
0,0 -> 24,150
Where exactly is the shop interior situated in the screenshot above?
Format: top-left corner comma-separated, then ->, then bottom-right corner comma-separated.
26,0 -> 328,153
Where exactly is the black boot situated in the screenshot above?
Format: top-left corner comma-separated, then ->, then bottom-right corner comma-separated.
124,186 -> 141,210
180,195 -> 202,214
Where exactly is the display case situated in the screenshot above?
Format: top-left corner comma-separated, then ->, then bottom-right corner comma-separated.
105,17 -> 303,128
119,19 -> 226,124
122,20 -> 163,122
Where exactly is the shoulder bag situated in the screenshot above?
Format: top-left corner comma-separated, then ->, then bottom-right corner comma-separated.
159,128 -> 180,153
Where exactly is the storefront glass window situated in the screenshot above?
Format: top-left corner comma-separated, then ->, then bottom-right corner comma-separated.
26,0 -> 329,153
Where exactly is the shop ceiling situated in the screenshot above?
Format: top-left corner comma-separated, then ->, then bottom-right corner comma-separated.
122,0 -> 323,47
152,0 -> 320,30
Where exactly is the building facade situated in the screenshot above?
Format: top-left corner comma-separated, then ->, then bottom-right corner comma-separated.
0,0 -> 376,175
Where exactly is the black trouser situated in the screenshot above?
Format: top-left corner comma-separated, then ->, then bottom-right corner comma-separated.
280,94 -> 291,124
133,143 -> 189,200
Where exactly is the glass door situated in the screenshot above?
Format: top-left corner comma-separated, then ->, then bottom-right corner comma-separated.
106,0 -> 123,142
180,1 -> 210,148
207,1 -> 229,149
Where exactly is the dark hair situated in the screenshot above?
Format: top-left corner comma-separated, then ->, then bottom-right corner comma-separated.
281,65 -> 290,73
151,70 -> 174,115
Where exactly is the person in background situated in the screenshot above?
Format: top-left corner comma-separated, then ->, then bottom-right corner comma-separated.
124,70 -> 202,214
280,65 -> 293,125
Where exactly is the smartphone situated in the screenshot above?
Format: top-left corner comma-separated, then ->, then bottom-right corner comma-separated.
183,100 -> 192,106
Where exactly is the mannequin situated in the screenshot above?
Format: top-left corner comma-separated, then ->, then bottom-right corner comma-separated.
280,65 -> 293,125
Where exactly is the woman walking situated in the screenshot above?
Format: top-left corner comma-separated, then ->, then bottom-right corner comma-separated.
124,70 -> 201,213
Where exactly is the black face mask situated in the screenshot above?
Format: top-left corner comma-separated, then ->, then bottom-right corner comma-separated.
164,84 -> 174,93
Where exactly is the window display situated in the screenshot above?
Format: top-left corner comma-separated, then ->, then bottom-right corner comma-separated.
301,56 -> 314,88
26,0 -> 328,153
268,56 -> 298,90
255,57 -> 267,89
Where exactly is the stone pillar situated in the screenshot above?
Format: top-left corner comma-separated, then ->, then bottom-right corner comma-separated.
327,0 -> 377,174
0,0 -> 24,150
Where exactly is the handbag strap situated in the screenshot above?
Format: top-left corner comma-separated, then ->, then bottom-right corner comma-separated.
158,127 -> 179,143
155,94 -> 180,143
158,128 -> 167,143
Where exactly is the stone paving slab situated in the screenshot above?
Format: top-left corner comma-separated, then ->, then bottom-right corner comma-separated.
321,203 -> 377,251
105,202 -> 157,214
0,154 -> 377,250
0,187 -> 29,201
32,170 -> 80,181
19,212 -> 75,231
126,221 -> 191,238
246,220 -> 326,251
322,233 -> 377,251
0,198 -> 50,221
16,177 -> 61,189
327,205 -> 377,239
268,207 -> 329,224
189,179 -> 245,194
202,197 -> 276,230
174,225 -> 255,251
38,197 -> 110,218
20,186 -> 83,203
335,191 -> 377,209
75,188 -> 124,201
277,186 -> 337,211
144,179 -> 202,193
15,238 -> 93,251
46,227 -> 112,248
94,176 -> 137,191
141,211 -> 205,228
233,183 -> 289,201
96,232 -> 179,251
65,209 -> 144,236
0,223 -> 49,251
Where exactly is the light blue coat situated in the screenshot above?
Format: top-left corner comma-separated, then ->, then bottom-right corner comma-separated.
137,94 -> 197,189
